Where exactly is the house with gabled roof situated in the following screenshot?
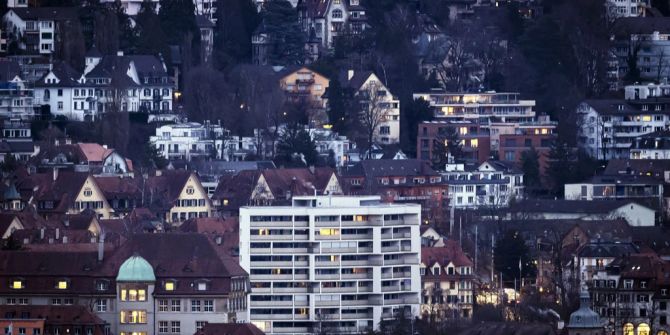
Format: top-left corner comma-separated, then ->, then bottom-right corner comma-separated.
420,241 -> 475,320
144,170 -> 213,224
0,58 -> 33,119
32,170 -> 115,220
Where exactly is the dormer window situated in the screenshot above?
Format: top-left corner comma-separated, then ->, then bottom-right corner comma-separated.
165,281 -> 175,291
57,280 -> 68,290
10,280 -> 23,290
96,280 -> 109,291
432,266 -> 440,275
197,282 -> 208,291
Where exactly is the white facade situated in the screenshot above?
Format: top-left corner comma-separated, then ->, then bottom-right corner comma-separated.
100,0 -> 217,19
577,101 -> 670,160
355,73 -> 400,145
3,9 -> 56,54
0,72 -> 33,120
442,161 -> 524,208
151,121 -> 225,161
625,83 -> 670,100
614,31 -> 670,82
239,196 -> 422,335
6,0 -> 28,7
308,127 -> 355,167
413,91 -> 536,123
606,0 -> 649,18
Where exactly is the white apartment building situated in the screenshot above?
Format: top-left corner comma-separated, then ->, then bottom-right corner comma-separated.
630,130 -> 670,159
625,83 -> 670,100
413,92 -> 536,139
239,196 -> 422,335
309,127 -> 355,167
151,121 -> 225,161
577,99 -> 670,160
606,0 -> 650,17
297,0 -> 367,50
3,7 -> 75,55
6,0 -> 28,7
613,24 -> 670,83
442,161 -> 524,208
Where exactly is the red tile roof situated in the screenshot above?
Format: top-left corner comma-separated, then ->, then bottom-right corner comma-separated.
195,323 -> 264,335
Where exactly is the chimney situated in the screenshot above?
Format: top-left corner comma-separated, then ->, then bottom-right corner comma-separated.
40,227 -> 45,239
102,144 -> 108,149
117,51 -> 124,57
156,170 -> 162,177
55,228 -> 60,240
347,69 -> 355,81
98,234 -> 105,262
62,235 -> 68,244
52,167 -> 59,181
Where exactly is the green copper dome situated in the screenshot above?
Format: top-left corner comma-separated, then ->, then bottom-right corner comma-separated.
116,254 -> 156,282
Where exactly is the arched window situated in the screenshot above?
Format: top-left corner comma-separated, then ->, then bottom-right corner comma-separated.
657,331 -> 668,335
638,323 -> 650,335
623,323 -> 634,335
44,89 -> 50,99
332,9 -> 343,18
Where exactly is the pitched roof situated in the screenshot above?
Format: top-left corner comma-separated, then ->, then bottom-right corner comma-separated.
8,7 -> 78,21
613,17 -> 670,37
0,213 -> 20,235
604,159 -> 670,179
0,305 -> 105,327
33,171 -> 89,213
343,159 -> 440,178
94,176 -> 140,200
422,241 -> 473,267
510,199 -> 651,215
35,61 -> 81,87
195,323 -> 265,335
144,170 -> 193,212
76,143 -> 115,163
179,217 -> 238,234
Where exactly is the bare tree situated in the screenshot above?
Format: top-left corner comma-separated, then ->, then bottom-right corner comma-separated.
357,81 -> 391,159
655,49 -> 669,83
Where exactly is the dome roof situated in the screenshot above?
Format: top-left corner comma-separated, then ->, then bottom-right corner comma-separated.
568,291 -> 602,329
116,254 -> 156,282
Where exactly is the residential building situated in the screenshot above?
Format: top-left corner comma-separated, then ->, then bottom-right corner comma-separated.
99,0 -> 217,19
80,52 -> 174,118
278,66 -> 330,127
239,195 -> 422,334
564,175 -> 664,212
625,83 -> 670,100
606,0 -> 650,17
420,242 -> 474,320
0,233 -> 249,335
308,127 -> 355,167
151,121 -> 225,161
630,131 -> 670,159
33,61 -> 82,120
443,161 -> 524,208
7,0 -> 28,7
341,159 -> 449,223
0,119 -> 37,161
413,91 -> 536,125
509,199 -> 656,227
417,120 -> 491,164
340,70 -> 400,144
297,0 -> 368,51
604,159 -> 670,183
144,170 -> 213,224
213,167 -> 342,214
251,21 -> 270,66
195,323 -> 265,335
0,59 -> 34,120
32,171 -> 115,220
612,18 -> 670,84
497,116 -> 557,174
3,7 -> 78,55
576,98 -> 670,160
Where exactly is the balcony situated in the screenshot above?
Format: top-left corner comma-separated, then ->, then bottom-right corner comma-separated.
358,285 -> 373,293
315,274 -> 340,280
315,220 -> 339,227
322,286 -> 354,293
315,300 -> 340,307
250,221 -> 292,228
342,220 -> 369,227
254,274 -> 293,280
316,261 -> 340,267
393,271 -> 412,279
253,235 -> 293,241
382,245 -> 400,253
382,284 -> 401,292
341,312 -> 373,320
342,272 -> 372,280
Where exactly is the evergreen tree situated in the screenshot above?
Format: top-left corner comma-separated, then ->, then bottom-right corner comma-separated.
546,140 -> 573,196
520,147 -> 541,194
401,98 -> 433,157
263,0 -> 305,66
159,0 -> 201,67
0,154 -> 17,173
494,229 -> 536,284
135,0 -> 169,57
326,78 -> 349,133
431,127 -> 461,169
213,0 -> 259,69
114,0 -> 137,53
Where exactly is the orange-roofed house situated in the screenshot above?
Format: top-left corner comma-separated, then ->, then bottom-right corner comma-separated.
76,143 -> 133,176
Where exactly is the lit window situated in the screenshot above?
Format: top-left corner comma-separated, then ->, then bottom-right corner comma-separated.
165,282 -> 174,291
11,281 -> 23,289
459,127 -> 468,135
57,281 -> 67,289
541,128 -> 548,135
642,115 -> 652,122
319,229 -> 340,236
470,139 -> 478,148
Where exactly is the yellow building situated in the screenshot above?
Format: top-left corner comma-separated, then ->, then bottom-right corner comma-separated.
278,66 -> 330,126
145,170 -> 212,225
34,171 -> 114,220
